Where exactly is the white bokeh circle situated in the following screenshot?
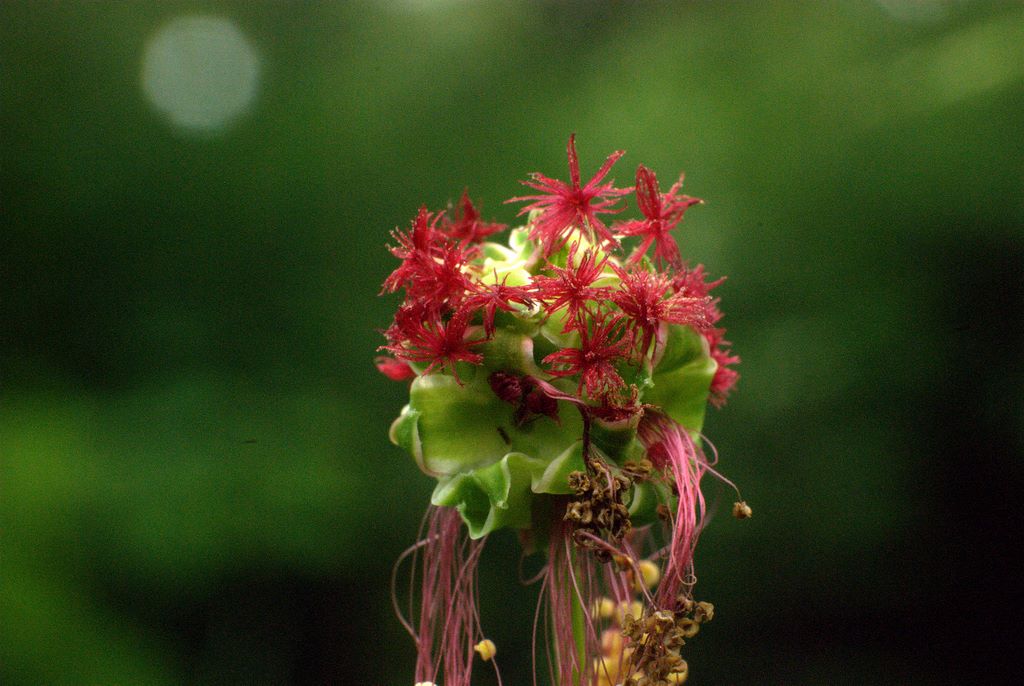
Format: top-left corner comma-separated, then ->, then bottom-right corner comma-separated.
141,15 -> 261,131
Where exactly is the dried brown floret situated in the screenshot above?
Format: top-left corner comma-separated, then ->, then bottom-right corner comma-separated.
732,500 -> 753,519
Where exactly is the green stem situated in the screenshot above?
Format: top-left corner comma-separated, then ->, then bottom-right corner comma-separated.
570,549 -> 586,686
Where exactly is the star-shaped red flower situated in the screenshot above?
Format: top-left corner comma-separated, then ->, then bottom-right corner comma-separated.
611,265 -> 711,355
443,191 -> 506,245
615,165 -> 702,269
382,306 -> 484,380
507,134 -> 629,255
531,243 -> 613,332
542,313 -> 633,398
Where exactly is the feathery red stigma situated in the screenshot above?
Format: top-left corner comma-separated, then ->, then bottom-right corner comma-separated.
612,265 -> 711,356
542,313 -> 633,399
532,243 -> 613,332
615,165 -> 702,269
383,306 -> 484,379
507,134 -> 629,255
444,191 -> 506,245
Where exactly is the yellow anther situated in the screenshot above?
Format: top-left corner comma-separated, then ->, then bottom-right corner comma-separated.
594,669 -> 615,686
732,500 -> 753,519
474,638 -> 497,661
616,600 -> 644,624
592,596 -> 616,619
628,668 -> 647,684
600,628 -> 624,656
677,617 -> 700,638
414,682 -> 438,686
694,601 -> 715,623
667,662 -> 689,683
636,559 -> 661,590
593,656 -> 619,684
653,609 -> 675,629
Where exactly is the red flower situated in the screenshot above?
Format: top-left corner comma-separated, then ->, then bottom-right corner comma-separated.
671,265 -> 738,406
385,206 -> 444,265
375,355 -> 416,381
383,306 -> 484,380
464,273 -> 535,337
542,313 -> 632,398
383,207 -> 475,313
705,328 -> 740,407
611,265 -> 711,355
671,263 -> 724,302
532,243 -> 613,332
507,134 -> 629,255
443,191 -> 506,245
615,165 -> 702,269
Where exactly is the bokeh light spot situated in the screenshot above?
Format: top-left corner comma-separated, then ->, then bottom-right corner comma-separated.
141,15 -> 260,132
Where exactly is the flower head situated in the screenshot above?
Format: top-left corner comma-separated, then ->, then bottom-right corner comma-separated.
380,137 -> 744,686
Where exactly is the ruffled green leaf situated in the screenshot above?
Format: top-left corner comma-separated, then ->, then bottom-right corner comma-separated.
590,415 -> 641,463
397,355 -> 583,477
391,322 -> 717,537
653,323 -> 707,374
430,444 -> 586,538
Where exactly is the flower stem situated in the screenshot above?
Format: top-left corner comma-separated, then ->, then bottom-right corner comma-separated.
569,548 -> 585,686
570,549 -> 586,686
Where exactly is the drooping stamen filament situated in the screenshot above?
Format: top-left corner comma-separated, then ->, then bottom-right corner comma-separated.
637,411 -> 709,608
535,516 -> 601,686
392,506 -> 501,686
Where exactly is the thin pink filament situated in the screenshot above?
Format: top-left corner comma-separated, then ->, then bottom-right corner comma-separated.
638,412 -> 708,608
392,506 -> 498,686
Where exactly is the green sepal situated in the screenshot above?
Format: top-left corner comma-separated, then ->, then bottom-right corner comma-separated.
431,453 -> 540,537
590,414 -> 641,463
534,441 -> 586,495
538,309 -> 580,352
646,325 -> 716,434
490,309 -> 541,337
628,480 -> 670,527
388,405 -> 422,464
654,323 -> 707,373
480,241 -> 519,263
507,227 -> 535,262
476,328 -> 543,375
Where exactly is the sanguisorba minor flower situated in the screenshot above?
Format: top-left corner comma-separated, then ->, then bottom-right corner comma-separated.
380,136 -> 748,686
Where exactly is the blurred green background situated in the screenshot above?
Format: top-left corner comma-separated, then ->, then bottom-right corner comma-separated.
3,1 -> 1023,684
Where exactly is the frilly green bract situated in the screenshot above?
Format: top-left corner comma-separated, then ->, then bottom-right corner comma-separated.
389,323 -> 714,539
